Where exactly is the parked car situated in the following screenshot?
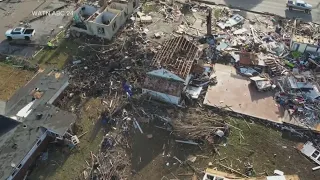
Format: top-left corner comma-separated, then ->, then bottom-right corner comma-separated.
5,27 -> 35,41
286,0 -> 312,14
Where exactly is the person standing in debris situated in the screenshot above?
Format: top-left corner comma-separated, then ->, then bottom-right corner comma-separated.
122,81 -> 133,99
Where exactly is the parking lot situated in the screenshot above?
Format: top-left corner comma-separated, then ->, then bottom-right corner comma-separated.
0,0 -> 75,57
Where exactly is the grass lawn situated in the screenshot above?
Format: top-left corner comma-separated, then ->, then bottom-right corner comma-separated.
28,98 -> 105,180
0,63 -> 35,100
27,101 -> 320,180
32,32 -> 80,69
130,108 -> 320,180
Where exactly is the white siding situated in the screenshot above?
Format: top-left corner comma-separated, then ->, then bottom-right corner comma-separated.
298,43 -> 307,53
142,89 -> 180,105
305,46 -> 318,53
300,141 -> 320,165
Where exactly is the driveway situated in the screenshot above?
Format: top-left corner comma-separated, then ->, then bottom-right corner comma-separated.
0,0 -> 75,57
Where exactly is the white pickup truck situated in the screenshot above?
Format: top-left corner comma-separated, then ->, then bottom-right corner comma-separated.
5,27 -> 35,41
286,0 -> 313,14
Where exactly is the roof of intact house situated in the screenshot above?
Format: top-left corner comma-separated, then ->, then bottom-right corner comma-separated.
0,68 -> 76,179
151,36 -> 200,79
0,115 -> 45,180
25,104 -> 76,135
7,68 -> 76,135
5,68 -> 69,117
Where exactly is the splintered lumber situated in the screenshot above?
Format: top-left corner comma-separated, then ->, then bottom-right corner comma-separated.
172,118 -> 227,140
173,156 -> 183,164
312,166 -> 320,171
218,163 -> 249,178
175,140 -> 198,145
133,118 -> 143,134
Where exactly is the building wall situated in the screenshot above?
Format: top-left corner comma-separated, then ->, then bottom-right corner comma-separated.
305,46 -> 318,53
142,89 -> 180,104
291,41 -> 320,53
0,100 -> 6,115
143,75 -> 184,97
71,1 -> 137,40
8,131 -> 50,180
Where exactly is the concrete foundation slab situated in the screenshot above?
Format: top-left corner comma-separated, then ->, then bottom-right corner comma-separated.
204,64 -> 284,123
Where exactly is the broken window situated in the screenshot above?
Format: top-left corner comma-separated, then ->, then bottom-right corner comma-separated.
112,22 -> 117,31
97,27 -> 105,35
205,175 -> 215,180
311,150 -> 319,158
36,139 -> 41,146
11,170 -> 17,176
133,1 -> 136,8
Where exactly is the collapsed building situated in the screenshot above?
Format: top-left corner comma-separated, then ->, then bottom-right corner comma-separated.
143,36 -> 201,105
71,0 -> 140,39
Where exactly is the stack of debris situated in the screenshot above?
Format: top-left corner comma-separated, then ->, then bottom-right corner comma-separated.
172,116 -> 229,143
82,150 -> 130,180
56,22 -> 158,111
182,3 -> 320,127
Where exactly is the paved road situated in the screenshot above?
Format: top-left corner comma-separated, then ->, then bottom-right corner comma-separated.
206,0 -> 320,23
0,0 -> 74,56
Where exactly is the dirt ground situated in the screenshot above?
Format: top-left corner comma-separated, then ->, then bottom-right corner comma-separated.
0,63 -> 34,100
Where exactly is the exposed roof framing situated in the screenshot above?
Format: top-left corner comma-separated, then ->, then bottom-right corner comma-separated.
151,36 -> 199,79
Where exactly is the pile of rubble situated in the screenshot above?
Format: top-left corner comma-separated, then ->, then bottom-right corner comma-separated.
186,3 -> 320,129
172,116 -> 229,143
82,148 -> 130,180
54,0 -> 320,177
55,21 -> 159,112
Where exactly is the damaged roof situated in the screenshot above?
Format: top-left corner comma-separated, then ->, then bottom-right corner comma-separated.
0,115 -> 45,180
25,104 -> 75,135
151,36 -> 200,79
0,68 -> 76,179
